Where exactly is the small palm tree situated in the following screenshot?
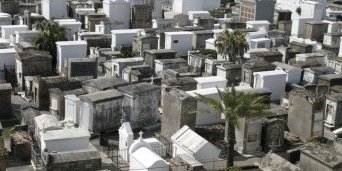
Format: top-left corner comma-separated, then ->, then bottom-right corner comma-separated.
195,86 -> 269,168
33,20 -> 67,70
215,29 -> 248,63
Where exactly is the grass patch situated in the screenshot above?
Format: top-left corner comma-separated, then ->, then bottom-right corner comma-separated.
1,120 -> 20,140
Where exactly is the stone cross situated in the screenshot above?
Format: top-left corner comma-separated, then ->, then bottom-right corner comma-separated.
150,76 -> 154,84
270,141 -> 276,153
139,131 -> 144,141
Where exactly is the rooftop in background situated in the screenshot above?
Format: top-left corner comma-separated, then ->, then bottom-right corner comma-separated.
112,57 -> 144,63
144,49 -> 177,54
194,76 -> 227,84
41,128 -> 90,141
79,89 -> 123,103
118,82 -> 160,96
16,50 -> 52,61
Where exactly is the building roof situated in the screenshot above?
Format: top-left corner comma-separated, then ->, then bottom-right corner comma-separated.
239,87 -> 272,96
171,125 -> 220,155
191,30 -> 213,34
304,66 -> 335,74
62,88 -> 87,96
16,42 -> 38,51
273,62 -> 302,71
250,38 -> 271,42
187,87 -> 221,97
37,76 -> 69,84
255,51 -> 282,58
82,76 -> 128,90
292,60 -> 322,68
155,58 -> 187,65
113,57 -> 144,63
111,29 -> 142,34
319,74 -> 342,81
327,93 -> 342,102
55,41 -> 87,46
167,88 -> 194,100
246,20 -> 270,25
306,21 -> 328,25
124,65 -> 155,78
0,83 -> 12,90
130,147 -> 168,168
290,41 -> 313,48
161,77 -> 197,86
194,76 -> 227,84
189,52 -> 210,59
67,58 -> 96,63
16,50 -> 52,61
34,114 -> 62,132
258,153 -> 302,171
296,53 -> 324,58
0,48 -> 16,54
79,89 -> 123,103
164,31 -> 194,35
300,143 -> 342,168
118,122 -> 133,136
144,49 -> 177,54
118,82 -> 160,96
253,70 -> 287,77
242,61 -> 276,70
22,107 -> 40,123
1,25 -> 27,29
176,154 -> 203,168
331,85 -> 342,93
266,107 -> 288,118
217,63 -> 241,70
41,128 -> 90,141
329,56 -> 342,63
45,144 -> 101,163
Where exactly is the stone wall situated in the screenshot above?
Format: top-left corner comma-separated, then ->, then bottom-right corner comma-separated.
120,84 -> 161,128
0,83 -> 12,119
304,23 -> 329,43
84,36 -> 111,55
33,77 -> 83,110
161,88 -> 196,140
144,51 -> 177,68
93,99 -> 123,132
288,88 -> 324,141
131,4 -> 152,28
299,152 -> 334,171
0,1 -> 19,15
192,32 -> 213,50
67,60 -> 97,78
43,154 -> 101,171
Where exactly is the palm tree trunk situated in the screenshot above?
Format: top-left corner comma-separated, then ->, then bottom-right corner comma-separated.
226,121 -> 235,168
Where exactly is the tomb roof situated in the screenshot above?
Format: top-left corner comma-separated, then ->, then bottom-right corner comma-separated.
79,89 -> 123,103
118,82 -> 160,96
82,76 -> 128,90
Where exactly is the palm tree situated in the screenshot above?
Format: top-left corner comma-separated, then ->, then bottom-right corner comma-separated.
33,20 -> 67,70
215,29 -> 248,63
195,86 -> 269,168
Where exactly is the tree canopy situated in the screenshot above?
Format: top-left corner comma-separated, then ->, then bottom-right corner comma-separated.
33,20 -> 67,69
215,30 -> 248,63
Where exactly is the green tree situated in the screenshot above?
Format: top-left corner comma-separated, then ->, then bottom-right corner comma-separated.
195,86 -> 269,168
199,48 -> 217,59
296,7 -> 302,15
215,29 -> 248,63
33,20 -> 67,70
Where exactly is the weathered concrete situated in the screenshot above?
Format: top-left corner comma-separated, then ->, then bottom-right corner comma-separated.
161,88 -> 196,140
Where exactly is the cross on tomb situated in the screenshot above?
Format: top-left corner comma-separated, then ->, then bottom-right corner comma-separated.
139,131 -> 144,141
